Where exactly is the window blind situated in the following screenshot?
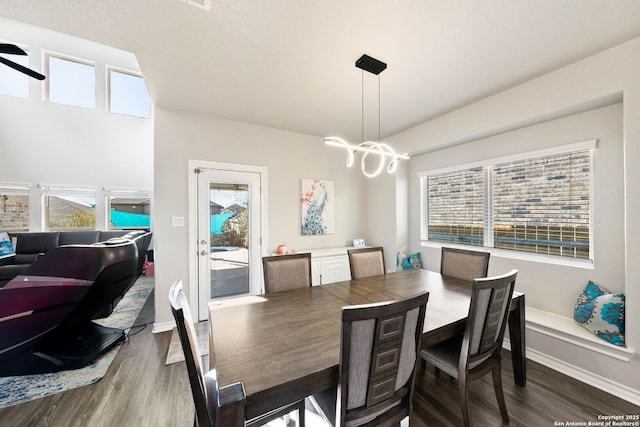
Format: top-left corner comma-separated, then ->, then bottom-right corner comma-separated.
492,150 -> 591,258
425,167 -> 484,246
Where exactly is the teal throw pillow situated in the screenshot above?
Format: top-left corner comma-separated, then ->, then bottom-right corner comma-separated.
574,281 -> 625,346
402,252 -> 422,270
0,232 -> 15,259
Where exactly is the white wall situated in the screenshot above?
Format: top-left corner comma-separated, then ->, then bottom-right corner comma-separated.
153,108 -> 367,326
410,104 -> 624,313
0,18 -> 153,227
382,37 -> 640,402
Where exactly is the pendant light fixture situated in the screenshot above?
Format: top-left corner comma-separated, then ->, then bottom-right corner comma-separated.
325,54 -> 409,178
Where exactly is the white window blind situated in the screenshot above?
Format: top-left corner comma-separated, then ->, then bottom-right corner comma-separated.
420,141 -> 594,261
423,167 -> 484,246
492,150 -> 591,258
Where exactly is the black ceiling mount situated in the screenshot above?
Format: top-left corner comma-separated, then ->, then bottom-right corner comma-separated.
0,43 -> 46,80
355,54 -> 387,75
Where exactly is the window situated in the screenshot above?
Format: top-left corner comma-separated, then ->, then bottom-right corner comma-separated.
46,53 -> 95,109
0,51 -> 30,98
106,189 -> 151,230
108,68 -> 151,118
0,183 -> 30,232
420,141 -> 594,261
424,167 -> 485,246
41,186 -> 96,231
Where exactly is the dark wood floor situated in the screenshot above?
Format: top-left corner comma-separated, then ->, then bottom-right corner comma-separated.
0,291 -> 638,427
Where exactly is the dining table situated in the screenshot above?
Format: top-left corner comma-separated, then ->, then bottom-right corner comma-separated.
208,268 -> 525,426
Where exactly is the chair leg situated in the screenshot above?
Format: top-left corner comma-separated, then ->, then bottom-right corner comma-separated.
458,373 -> 472,427
298,399 -> 306,427
492,359 -> 509,423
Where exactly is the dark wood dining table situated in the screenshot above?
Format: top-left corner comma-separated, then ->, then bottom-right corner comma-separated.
208,269 -> 525,425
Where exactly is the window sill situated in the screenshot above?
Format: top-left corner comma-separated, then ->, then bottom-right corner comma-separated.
420,240 -> 594,269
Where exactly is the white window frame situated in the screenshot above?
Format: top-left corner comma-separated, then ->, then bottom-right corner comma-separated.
419,140 -> 596,267
44,51 -> 96,109
40,184 -> 97,231
106,66 -> 151,119
0,182 -> 30,232
0,40 -> 30,99
104,187 -> 151,230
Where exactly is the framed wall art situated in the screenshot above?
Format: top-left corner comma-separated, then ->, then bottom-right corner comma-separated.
300,179 -> 335,235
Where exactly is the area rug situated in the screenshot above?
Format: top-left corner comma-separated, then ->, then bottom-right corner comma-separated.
165,320 -> 209,365
0,276 -> 154,408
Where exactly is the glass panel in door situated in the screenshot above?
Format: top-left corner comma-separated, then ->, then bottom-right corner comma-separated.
209,182 -> 249,298
197,169 -> 261,319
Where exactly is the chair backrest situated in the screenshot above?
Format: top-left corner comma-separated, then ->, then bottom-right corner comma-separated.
440,247 -> 490,281
262,252 -> 312,293
462,270 -> 518,370
347,247 -> 386,279
169,280 -> 217,427
337,291 -> 429,427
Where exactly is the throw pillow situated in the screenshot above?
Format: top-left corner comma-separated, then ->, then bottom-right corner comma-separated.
574,281 -> 625,346
396,252 -> 407,272
402,252 -> 422,270
0,232 -> 15,259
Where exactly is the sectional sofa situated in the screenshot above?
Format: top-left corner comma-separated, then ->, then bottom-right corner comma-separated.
0,230 -> 151,287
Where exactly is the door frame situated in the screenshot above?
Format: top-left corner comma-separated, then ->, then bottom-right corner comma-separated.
188,159 -> 268,320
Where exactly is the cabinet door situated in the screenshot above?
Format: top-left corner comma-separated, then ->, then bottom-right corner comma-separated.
321,256 -> 351,284
311,259 -> 321,286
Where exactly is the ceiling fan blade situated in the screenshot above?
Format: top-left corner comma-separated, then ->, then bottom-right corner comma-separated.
0,56 -> 46,80
0,43 -> 27,55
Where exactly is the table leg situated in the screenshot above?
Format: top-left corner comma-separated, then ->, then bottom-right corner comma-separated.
508,294 -> 526,386
217,381 -> 247,427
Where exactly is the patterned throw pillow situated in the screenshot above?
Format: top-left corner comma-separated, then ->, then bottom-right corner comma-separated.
0,232 -> 15,259
402,252 -> 422,270
396,252 -> 407,272
574,281 -> 625,346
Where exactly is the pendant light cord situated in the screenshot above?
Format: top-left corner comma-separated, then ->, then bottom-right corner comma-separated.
378,74 -> 381,143
361,70 -> 364,144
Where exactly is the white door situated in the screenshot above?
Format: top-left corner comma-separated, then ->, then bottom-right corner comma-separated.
196,168 -> 262,319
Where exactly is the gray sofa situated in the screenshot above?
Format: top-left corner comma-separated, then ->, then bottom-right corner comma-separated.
0,230 -> 151,287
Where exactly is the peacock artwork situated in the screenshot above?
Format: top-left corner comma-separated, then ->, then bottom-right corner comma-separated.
301,179 -> 335,235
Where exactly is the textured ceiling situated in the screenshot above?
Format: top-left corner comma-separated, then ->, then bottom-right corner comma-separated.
2,0 -> 640,153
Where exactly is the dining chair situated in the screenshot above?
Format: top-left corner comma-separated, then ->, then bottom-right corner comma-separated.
322,291 -> 429,427
347,247 -> 386,279
440,247 -> 490,281
262,252 -> 312,293
169,280 -> 306,427
420,269 -> 518,427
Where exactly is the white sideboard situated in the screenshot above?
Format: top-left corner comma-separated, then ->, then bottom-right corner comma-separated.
303,247 -> 353,286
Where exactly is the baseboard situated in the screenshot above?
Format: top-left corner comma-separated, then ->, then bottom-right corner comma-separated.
152,320 -> 176,334
524,345 -> 640,407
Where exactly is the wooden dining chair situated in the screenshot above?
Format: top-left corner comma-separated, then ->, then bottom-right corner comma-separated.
347,247 -> 386,279
169,280 -> 306,427
315,291 -> 429,427
440,247 -> 490,281
420,270 -> 518,427
262,252 -> 312,293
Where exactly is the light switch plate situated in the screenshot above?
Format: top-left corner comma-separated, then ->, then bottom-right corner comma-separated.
172,216 -> 185,227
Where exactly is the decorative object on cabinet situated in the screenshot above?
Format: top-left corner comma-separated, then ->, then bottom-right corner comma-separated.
301,179 -> 335,235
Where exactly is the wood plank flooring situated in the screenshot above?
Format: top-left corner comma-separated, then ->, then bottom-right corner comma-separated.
0,291 -> 638,427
